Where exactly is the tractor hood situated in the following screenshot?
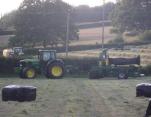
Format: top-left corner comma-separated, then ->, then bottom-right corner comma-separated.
20,59 -> 39,63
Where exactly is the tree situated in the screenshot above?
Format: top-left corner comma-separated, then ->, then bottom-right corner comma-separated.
13,0 -> 79,48
111,0 -> 151,32
74,2 -> 115,23
0,11 -> 17,30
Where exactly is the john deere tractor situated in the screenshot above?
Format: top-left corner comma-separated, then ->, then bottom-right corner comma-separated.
18,50 -> 65,79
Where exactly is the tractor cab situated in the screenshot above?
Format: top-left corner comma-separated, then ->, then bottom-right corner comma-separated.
3,47 -> 24,58
13,47 -> 24,56
38,50 -> 56,62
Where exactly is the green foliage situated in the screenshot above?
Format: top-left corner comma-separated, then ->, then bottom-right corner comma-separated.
127,65 -> 140,77
89,66 -> 105,79
13,0 -> 79,48
63,57 -> 99,74
75,2 -> 115,23
111,0 -> 151,32
139,65 -> 151,76
110,28 -> 119,34
24,48 -> 38,56
0,10 -> 17,28
139,30 -> 151,42
0,57 -> 19,75
109,34 -> 124,44
9,36 -> 23,47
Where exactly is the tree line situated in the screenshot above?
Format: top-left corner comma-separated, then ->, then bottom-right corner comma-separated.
111,0 -> 151,32
74,2 -> 115,23
0,0 -> 115,48
1,0 -> 79,48
1,0 -> 151,47
0,2 -> 115,28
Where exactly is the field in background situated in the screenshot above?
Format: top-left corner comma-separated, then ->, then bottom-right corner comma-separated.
71,26 -> 115,45
0,26 -> 115,47
123,34 -> 139,43
59,44 -> 151,66
71,26 -> 116,46
0,77 -> 150,117
0,26 -> 140,48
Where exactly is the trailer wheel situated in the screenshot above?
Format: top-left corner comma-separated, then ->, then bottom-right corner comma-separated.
22,67 -> 36,79
46,62 -> 64,79
118,73 -> 128,79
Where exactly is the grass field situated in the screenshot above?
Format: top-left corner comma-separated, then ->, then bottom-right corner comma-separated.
0,77 -> 150,117
71,26 -> 116,46
59,45 -> 151,66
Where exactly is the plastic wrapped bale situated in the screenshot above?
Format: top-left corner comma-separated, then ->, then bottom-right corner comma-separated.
2,85 -> 37,102
145,99 -> 151,117
136,83 -> 151,97
89,67 -> 105,79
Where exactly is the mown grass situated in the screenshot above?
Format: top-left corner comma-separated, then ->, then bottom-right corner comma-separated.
0,77 -> 151,117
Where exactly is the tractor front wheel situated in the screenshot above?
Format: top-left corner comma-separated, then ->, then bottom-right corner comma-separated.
22,67 -> 36,79
46,62 -> 64,79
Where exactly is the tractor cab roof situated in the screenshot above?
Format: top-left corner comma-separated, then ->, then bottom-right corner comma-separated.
13,47 -> 23,49
39,50 -> 56,53
20,59 -> 39,63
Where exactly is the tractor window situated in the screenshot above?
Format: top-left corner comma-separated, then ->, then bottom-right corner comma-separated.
42,51 -> 56,61
43,52 -> 51,61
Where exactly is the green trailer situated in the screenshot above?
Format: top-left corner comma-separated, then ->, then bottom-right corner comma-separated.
89,49 -> 141,79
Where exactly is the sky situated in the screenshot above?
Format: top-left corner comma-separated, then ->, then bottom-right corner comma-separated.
0,0 -> 116,15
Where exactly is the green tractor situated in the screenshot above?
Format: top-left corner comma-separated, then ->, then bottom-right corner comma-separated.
18,50 -> 65,79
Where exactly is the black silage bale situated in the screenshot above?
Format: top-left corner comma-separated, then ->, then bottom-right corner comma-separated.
136,83 -> 151,98
2,85 -> 37,102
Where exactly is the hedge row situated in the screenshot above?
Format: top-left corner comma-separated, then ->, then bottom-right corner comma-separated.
0,56 -> 99,75
62,57 -> 99,74
22,41 -> 151,56
0,57 -> 20,74
0,56 -> 151,77
140,65 -> 151,76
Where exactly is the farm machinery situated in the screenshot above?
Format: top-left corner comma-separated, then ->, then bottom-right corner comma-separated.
3,47 -> 24,58
17,50 -> 65,79
89,49 -> 141,79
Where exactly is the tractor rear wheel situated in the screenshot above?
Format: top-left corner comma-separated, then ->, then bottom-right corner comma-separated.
22,67 -> 36,79
46,62 -> 64,79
